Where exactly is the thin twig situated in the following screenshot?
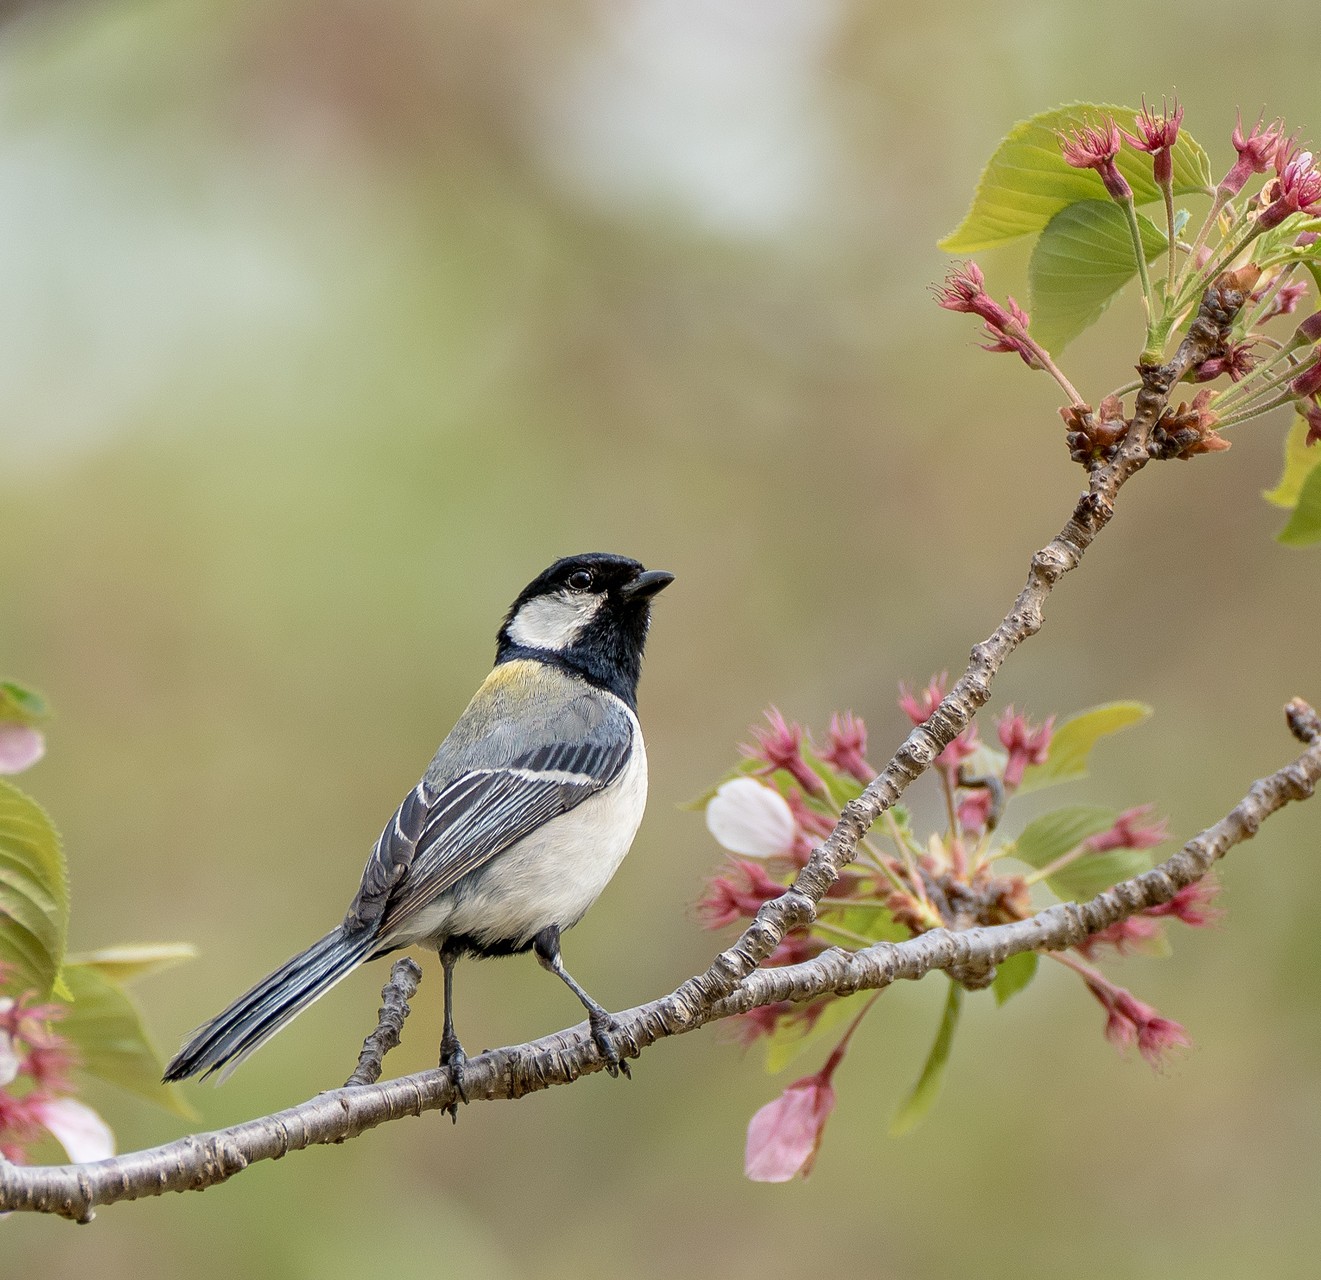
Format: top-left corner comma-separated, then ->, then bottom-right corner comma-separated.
343,958 -> 423,1088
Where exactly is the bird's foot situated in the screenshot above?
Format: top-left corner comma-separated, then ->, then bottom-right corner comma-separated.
588,1008 -> 632,1080
439,1037 -> 469,1123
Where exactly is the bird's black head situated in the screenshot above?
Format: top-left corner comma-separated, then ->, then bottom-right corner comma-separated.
496,553 -> 674,708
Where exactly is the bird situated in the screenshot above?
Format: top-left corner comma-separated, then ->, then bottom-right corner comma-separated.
163,552 -> 673,1098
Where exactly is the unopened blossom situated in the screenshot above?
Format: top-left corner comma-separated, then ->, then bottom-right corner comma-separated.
742,708 -> 826,798
1191,340 -> 1258,383
1083,804 -> 1169,854
706,778 -> 798,860
1291,360 -> 1321,403
1145,878 -> 1223,927
997,708 -> 1054,788
1259,146 -> 1321,231
698,859 -> 787,928
1221,112 -> 1285,196
820,712 -> 873,784
899,674 -> 948,726
745,1056 -> 839,1181
28,1096 -> 115,1164
1083,971 -> 1191,1068
1123,98 -> 1182,185
958,788 -> 995,834
1059,118 -> 1132,201
1077,915 -> 1164,958
934,264 -> 1037,366
0,723 -> 44,774
1259,281 -> 1308,322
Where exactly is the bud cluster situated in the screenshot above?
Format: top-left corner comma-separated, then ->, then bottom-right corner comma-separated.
704,687 -> 1214,1179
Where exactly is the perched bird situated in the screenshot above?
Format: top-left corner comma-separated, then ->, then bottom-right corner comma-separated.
163,553 -> 673,1095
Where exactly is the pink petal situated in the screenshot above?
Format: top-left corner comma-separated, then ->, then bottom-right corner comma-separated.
744,1078 -> 835,1183
30,1097 -> 115,1164
0,724 -> 44,774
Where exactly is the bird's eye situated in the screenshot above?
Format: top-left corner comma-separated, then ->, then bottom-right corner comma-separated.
567,570 -> 593,591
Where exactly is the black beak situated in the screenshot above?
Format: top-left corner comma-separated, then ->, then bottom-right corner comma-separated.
620,569 -> 675,601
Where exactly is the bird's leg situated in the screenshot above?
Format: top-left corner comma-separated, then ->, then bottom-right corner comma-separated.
438,941 -> 469,1121
532,925 -> 631,1079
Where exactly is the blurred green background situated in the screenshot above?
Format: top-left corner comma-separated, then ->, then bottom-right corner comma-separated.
2,0 -> 1319,1276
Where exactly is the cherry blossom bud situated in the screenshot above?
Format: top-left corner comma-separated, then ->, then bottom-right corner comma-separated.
0,723 -> 44,774
742,708 -> 827,798
29,1096 -> 115,1164
698,859 -> 786,928
1084,804 -> 1169,854
1302,401 -> 1321,448
1082,970 -> 1191,1068
820,712 -> 873,784
1291,360 -> 1321,402
997,708 -> 1054,788
1144,878 -> 1223,927
706,778 -> 798,859
1221,113 -> 1285,197
898,674 -> 947,726
1059,119 -> 1132,202
1122,98 -> 1182,186
744,1061 -> 838,1182
1076,916 -> 1163,958
1259,281 -> 1308,322
958,788 -> 994,834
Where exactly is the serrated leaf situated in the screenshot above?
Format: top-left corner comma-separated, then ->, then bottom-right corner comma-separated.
991,950 -> 1039,1006
0,681 -> 50,727
0,779 -> 68,997
1011,805 -> 1118,869
1264,418 -> 1320,509
65,942 -> 198,985
1029,201 -> 1166,352
1018,702 -> 1152,794
1277,454 -> 1321,547
890,980 -> 962,1136
57,963 -> 196,1120
1047,848 -> 1153,902
763,993 -> 867,1076
940,104 -> 1212,254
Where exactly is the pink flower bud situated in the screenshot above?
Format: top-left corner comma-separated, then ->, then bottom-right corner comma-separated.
898,674 -> 948,726
1082,969 -> 1191,1068
744,1064 -> 838,1182
1083,804 -> 1169,854
741,708 -> 827,798
1122,98 -> 1182,186
1059,119 -> 1133,202
698,860 -> 786,928
1221,112 -> 1285,197
1144,878 -> 1223,928
997,708 -> 1054,788
820,711 -> 873,785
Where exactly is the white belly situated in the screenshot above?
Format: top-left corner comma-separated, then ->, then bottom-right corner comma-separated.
392,724 -> 647,951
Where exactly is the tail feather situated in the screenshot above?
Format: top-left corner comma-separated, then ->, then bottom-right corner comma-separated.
163,926 -> 379,1083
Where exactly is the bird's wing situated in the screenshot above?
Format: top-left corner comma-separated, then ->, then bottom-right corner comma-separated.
343,675 -> 634,938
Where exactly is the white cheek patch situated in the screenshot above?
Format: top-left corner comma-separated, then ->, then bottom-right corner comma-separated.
507,591 -> 603,652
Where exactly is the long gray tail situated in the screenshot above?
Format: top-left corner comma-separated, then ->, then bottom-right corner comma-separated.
162,926 -> 380,1083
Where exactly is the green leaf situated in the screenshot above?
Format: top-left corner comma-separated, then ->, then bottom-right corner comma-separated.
991,950 -> 1039,1006
1047,848 -> 1153,902
65,942 -> 198,985
763,993 -> 867,1076
0,779 -> 68,997
940,104 -> 1213,254
57,963 -> 196,1120
1028,201 -> 1167,352
1264,418 -> 1320,509
817,902 -> 910,946
0,681 -> 50,727
1018,702 -> 1152,794
1011,805 -> 1117,869
890,980 -> 962,1136
1277,453 -> 1321,547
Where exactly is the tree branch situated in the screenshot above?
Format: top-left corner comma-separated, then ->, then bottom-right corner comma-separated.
0,280 -> 1264,1221
2,697 -> 1315,1221
343,958 -> 423,1088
